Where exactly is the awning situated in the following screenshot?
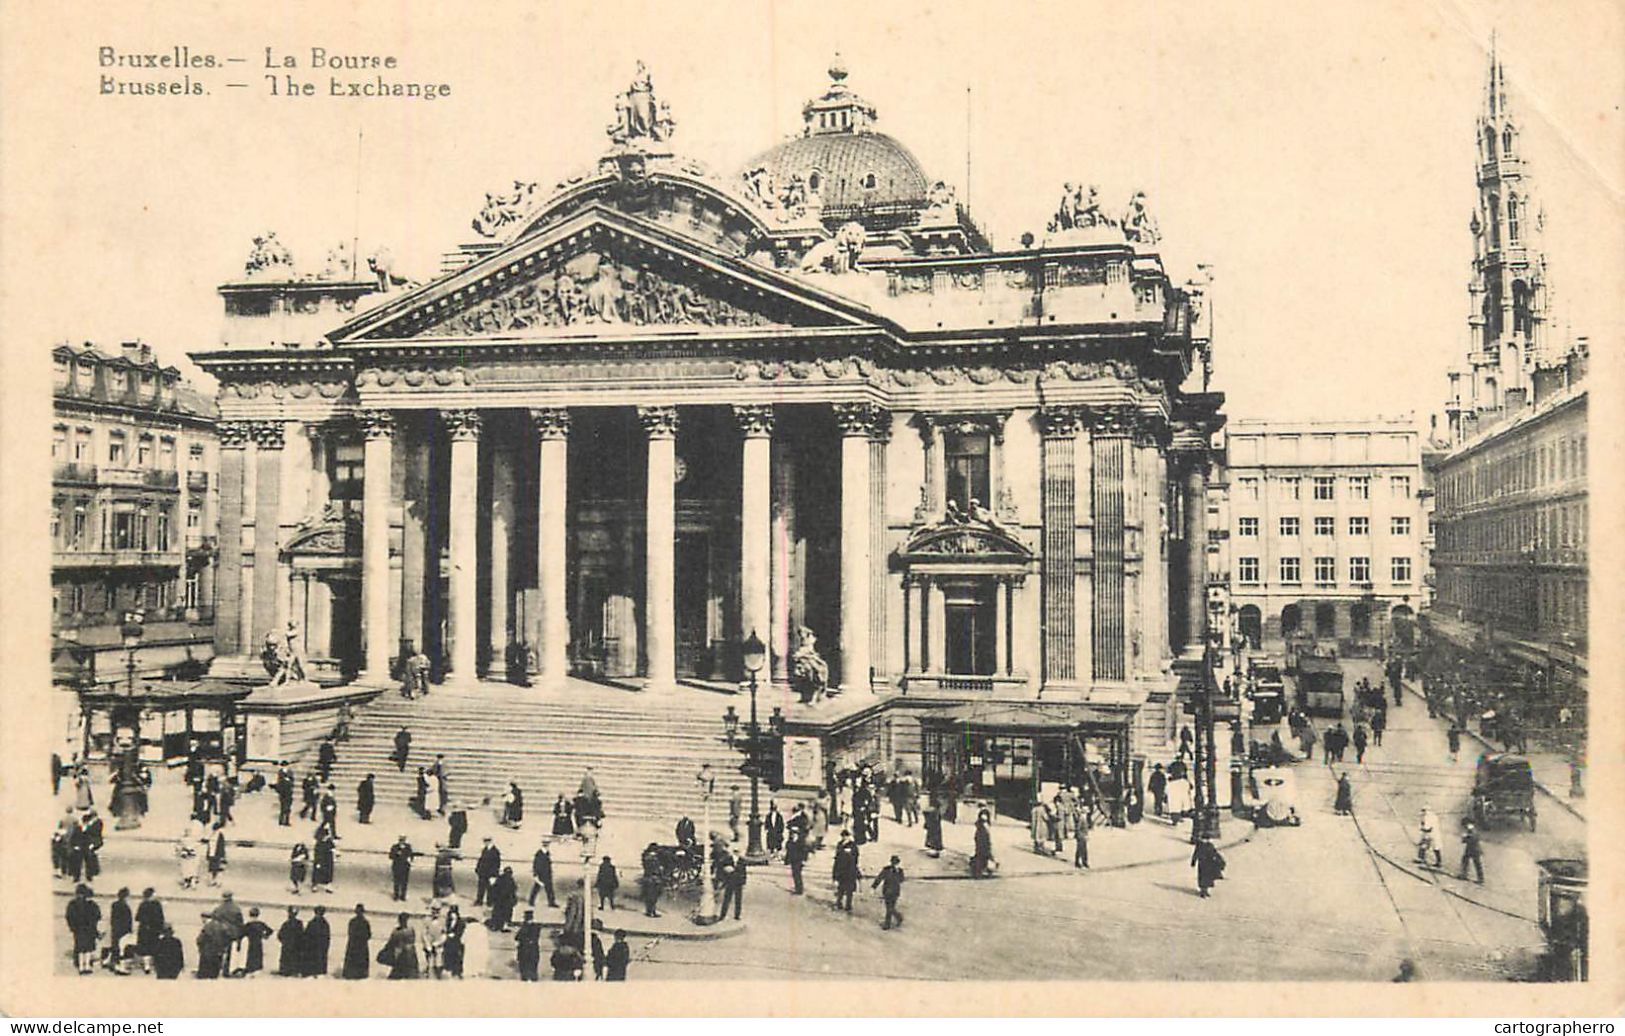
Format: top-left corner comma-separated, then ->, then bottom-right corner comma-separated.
79,678 -> 252,708
918,701 -> 1133,733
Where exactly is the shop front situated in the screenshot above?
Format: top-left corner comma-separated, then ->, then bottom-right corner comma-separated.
77,680 -> 250,767
918,702 -> 1135,823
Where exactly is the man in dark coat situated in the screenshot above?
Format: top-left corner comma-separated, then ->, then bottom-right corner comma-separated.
786,830 -> 809,894
302,904 -> 332,977
475,838 -> 501,906
135,888 -> 164,973
1371,708 -> 1387,746
638,843 -> 664,917
488,866 -> 520,931
299,772 -> 320,820
594,856 -> 620,911
605,929 -> 630,981
872,854 -> 905,930
357,774 -> 376,825
1191,838 -> 1226,898
392,727 -> 411,772
107,887 -> 133,973
152,925 -> 184,979
277,907 -> 305,975
1334,773 -> 1354,815
718,853 -> 746,921
317,739 -> 337,782
514,910 -> 543,981
386,834 -> 414,901
413,768 -> 432,820
341,904 -> 371,979
319,784 -> 340,837
971,813 -> 994,878
1148,764 -> 1168,817
195,915 -> 232,979
1459,821 -> 1485,883
275,766 -> 295,826
65,884 -> 101,974
832,831 -> 860,912
1353,725 -> 1369,764
241,907 -> 273,976
447,804 -> 469,849
432,755 -> 450,816
312,828 -> 337,892
550,938 -> 582,981
529,843 -> 556,907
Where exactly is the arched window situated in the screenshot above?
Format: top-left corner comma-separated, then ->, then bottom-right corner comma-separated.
1487,193 -> 1501,248
1502,125 -> 1515,157
862,172 -> 877,190
807,171 -> 821,193
1507,192 -> 1520,243
1512,279 -> 1533,336
1484,127 -> 1496,162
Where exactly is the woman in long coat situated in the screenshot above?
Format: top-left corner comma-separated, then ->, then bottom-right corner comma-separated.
461,911 -> 489,979
380,913 -> 420,979
289,843 -> 310,893
551,794 -> 574,836
276,907 -> 304,976
1191,838 -> 1226,898
312,831 -> 337,891
503,782 -> 524,827
341,905 -> 371,979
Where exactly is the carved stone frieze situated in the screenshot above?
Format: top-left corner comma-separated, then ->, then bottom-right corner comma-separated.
529,407 -> 572,440
731,356 -> 875,382
249,420 -> 286,450
731,404 -> 775,438
222,378 -> 349,401
441,409 -> 483,441
637,405 -> 680,439
355,367 -> 473,390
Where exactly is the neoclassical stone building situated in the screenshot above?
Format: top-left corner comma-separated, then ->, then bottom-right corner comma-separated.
194,61 -> 1223,805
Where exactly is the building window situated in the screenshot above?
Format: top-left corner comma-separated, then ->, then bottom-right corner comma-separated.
69,584 -> 85,613
189,443 -> 205,463
74,428 -> 92,461
108,432 -> 126,466
1348,516 -> 1369,536
1348,476 -> 1370,500
1279,556 -> 1301,585
156,512 -> 170,552
160,437 -> 176,469
943,581 -> 997,676
1238,477 -> 1260,501
1392,556 -> 1412,583
113,510 -> 137,550
329,441 -> 365,514
1314,556 -> 1336,585
50,507 -> 62,543
1237,517 -> 1259,537
1237,557 -> 1260,585
1349,556 -> 1371,584
72,505 -> 87,548
1279,477 -> 1301,500
187,499 -> 201,530
185,571 -> 201,608
1391,516 -> 1411,536
944,430 -> 991,514
1313,516 -> 1334,537
52,426 -> 67,459
1390,475 -> 1411,498
1279,516 -> 1299,537
137,435 -> 153,467
1313,476 -> 1334,501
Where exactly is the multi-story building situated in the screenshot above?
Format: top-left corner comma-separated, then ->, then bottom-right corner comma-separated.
188,59 -> 1225,818
1224,418 -> 1423,651
50,340 -> 219,687
1428,48 -> 1589,711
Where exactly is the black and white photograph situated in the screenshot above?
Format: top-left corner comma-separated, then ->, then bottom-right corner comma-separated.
0,0 -> 1618,1019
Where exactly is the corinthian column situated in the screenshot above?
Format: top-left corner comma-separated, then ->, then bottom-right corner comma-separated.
531,407 -> 571,689
358,410 -> 396,684
443,409 -> 482,684
251,421 -> 286,652
489,432 -> 515,679
734,405 -> 774,664
639,406 -> 679,692
834,402 -> 881,693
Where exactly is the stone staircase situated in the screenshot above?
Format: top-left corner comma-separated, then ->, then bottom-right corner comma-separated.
315,683 -> 750,823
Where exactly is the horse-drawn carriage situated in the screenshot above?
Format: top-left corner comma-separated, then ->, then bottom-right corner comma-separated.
641,842 -> 706,890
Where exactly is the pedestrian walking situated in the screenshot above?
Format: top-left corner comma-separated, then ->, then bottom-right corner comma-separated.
379,913 -> 420,979
341,905 -> 371,979
289,842 -> 310,894
475,837 -> 501,905
65,884 -> 100,974
637,843 -> 665,917
389,835 -> 415,901
1447,724 -> 1463,764
832,830 -> 860,912
357,774 -> 376,824
765,801 -> 785,855
413,768 -> 432,820
317,739 -> 337,783
393,727 -> 411,772
786,830 -> 809,893
872,854 -> 905,930
1416,806 -> 1443,868
514,910 -> 542,981
313,829 -> 337,894
106,887 -> 132,973
303,905 -> 332,977
461,909 -> 489,979
206,828 -> 228,886
1334,772 -> 1354,815
719,852 -> 746,920
530,842 -> 558,907
552,793 -> 575,836
502,781 -> 525,827
488,867 -> 520,931
595,856 -> 620,911
1073,810 -> 1090,869
300,772 -> 320,820
1353,725 -> 1369,764
1191,838 -> 1226,898
970,811 -> 995,878
1148,764 -> 1168,817
728,785 -> 743,843
134,888 -> 164,973
195,915 -> 233,979
275,766 -> 295,826
1458,821 -> 1485,883
277,907 -> 304,976
1371,709 -> 1386,747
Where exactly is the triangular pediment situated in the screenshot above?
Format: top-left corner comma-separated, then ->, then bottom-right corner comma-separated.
329,206 -> 886,344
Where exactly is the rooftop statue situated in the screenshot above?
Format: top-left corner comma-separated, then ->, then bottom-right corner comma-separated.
606,61 -> 676,146
1121,190 -> 1161,245
244,232 -> 295,279
471,180 -> 540,238
1048,183 -> 1115,234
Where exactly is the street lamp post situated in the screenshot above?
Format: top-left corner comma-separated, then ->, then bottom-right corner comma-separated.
111,610 -> 147,830
737,631 -> 770,864
693,763 -> 716,925
578,820 -> 599,980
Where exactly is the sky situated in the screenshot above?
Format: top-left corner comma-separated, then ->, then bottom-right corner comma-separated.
3,0 -> 1622,427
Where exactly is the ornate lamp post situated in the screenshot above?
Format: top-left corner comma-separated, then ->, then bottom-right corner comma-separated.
577,818 -> 599,980
111,610 -> 147,829
693,763 -> 717,925
734,631 -> 772,864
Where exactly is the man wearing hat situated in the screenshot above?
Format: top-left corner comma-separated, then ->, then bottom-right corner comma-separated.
1458,820 -> 1485,884
475,837 -> 501,906
65,883 -> 101,974
831,830 -> 860,913
388,835 -> 416,901
872,854 -> 905,930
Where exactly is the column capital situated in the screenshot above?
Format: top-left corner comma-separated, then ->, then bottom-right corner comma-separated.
1036,406 -> 1085,438
218,421 -> 253,450
529,407 -> 572,440
441,408 -> 483,442
357,409 -> 397,440
833,401 -> 885,438
1079,403 -> 1140,439
249,420 -> 285,450
731,404 -> 775,438
637,405 -> 680,439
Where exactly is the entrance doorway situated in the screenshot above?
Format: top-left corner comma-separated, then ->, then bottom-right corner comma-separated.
944,581 -> 997,676
1237,605 -> 1262,650
1314,602 -> 1337,638
1281,604 -> 1302,637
